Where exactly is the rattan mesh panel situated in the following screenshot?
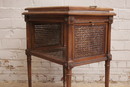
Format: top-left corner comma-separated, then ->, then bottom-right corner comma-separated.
74,24 -> 106,59
34,24 -> 61,48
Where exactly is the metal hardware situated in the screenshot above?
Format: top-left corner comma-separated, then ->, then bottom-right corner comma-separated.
91,23 -> 95,26
89,6 -> 97,9
89,22 -> 95,26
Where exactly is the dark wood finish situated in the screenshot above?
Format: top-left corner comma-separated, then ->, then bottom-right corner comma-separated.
23,6 -> 115,87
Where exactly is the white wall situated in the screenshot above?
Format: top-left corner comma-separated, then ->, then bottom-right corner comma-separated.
0,0 -> 130,83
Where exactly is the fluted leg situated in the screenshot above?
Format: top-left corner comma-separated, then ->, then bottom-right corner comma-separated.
105,60 -> 110,87
63,66 -> 66,87
27,54 -> 32,87
65,68 -> 72,87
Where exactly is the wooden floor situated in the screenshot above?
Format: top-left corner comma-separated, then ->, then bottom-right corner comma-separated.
1,82 -> 130,87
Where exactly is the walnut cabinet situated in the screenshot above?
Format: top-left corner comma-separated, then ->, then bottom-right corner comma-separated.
23,6 -> 116,87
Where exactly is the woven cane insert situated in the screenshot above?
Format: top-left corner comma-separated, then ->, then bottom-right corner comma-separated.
74,24 -> 106,59
34,24 -> 61,48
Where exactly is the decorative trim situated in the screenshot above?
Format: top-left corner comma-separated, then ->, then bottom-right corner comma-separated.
109,17 -> 113,24
25,15 -> 29,22
107,54 -> 112,60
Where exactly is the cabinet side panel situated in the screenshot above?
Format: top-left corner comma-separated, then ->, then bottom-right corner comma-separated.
74,24 -> 106,59
34,23 -> 62,48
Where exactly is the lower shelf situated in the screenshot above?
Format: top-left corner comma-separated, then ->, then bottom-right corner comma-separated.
26,48 -> 108,66
29,48 -> 66,65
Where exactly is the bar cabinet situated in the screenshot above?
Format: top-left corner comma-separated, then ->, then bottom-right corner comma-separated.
23,6 -> 116,87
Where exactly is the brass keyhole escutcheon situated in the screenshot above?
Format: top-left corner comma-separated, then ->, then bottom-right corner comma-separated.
89,22 -> 95,26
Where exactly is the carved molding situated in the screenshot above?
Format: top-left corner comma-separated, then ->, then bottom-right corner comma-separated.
25,15 -> 29,22
107,54 -> 112,60
109,17 -> 113,24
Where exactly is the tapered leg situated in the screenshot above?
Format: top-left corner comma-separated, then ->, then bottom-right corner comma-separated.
105,60 -> 110,87
27,54 -> 32,87
63,66 -> 66,87
65,68 -> 72,87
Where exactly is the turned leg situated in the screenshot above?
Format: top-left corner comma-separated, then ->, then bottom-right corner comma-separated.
65,68 -> 72,87
105,60 -> 110,87
27,54 -> 32,87
63,66 -> 66,87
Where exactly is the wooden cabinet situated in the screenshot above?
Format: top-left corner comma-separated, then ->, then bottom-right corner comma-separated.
23,6 -> 116,87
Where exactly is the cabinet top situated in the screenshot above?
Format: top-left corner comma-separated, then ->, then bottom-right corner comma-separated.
23,6 -> 116,16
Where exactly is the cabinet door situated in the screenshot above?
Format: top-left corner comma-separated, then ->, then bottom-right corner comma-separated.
73,23 -> 107,59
